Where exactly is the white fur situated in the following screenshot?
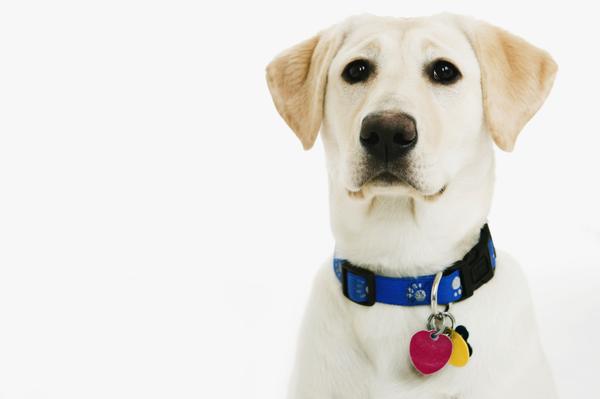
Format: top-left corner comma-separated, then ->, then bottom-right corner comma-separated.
274,15 -> 557,399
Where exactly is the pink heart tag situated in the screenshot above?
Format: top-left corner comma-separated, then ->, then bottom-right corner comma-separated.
409,330 -> 453,375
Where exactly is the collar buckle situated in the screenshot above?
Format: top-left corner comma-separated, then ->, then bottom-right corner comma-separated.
454,250 -> 495,300
341,261 -> 376,306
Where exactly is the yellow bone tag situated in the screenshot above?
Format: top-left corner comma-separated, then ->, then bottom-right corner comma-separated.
449,330 -> 470,367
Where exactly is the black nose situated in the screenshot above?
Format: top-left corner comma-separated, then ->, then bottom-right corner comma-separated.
359,112 -> 417,163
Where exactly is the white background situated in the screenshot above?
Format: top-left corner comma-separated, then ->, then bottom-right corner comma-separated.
0,0 -> 598,398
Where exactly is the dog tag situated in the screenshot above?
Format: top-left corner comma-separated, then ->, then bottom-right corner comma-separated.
409,330 -> 452,375
454,325 -> 473,357
448,329 -> 470,367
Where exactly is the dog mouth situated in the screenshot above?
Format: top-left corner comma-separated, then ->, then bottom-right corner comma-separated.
367,171 -> 404,186
347,171 -> 447,201
361,170 -> 415,192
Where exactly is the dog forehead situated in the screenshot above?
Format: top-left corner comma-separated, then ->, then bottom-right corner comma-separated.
337,15 -> 472,59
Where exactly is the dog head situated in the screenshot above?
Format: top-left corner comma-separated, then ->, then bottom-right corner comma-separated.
266,14 -> 557,201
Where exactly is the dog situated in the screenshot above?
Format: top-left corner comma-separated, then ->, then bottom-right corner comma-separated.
266,14 -> 558,399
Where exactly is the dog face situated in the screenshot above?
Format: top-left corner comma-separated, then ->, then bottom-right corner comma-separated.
267,14 -> 556,200
323,16 -> 485,197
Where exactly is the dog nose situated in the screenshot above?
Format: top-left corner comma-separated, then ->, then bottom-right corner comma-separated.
359,112 -> 417,162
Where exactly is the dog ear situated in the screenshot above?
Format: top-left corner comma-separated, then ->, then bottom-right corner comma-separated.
266,29 -> 342,150
460,18 -> 558,151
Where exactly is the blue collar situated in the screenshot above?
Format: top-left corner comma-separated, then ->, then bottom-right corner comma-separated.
333,224 -> 496,306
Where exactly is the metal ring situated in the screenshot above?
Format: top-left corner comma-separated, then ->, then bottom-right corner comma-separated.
426,312 -> 455,336
441,311 -> 455,331
430,271 -> 443,315
428,313 -> 445,336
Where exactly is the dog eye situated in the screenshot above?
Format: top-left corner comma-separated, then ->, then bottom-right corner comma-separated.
429,60 -> 461,84
342,59 -> 373,84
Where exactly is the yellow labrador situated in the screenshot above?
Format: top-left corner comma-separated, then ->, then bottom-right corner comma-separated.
266,14 -> 557,399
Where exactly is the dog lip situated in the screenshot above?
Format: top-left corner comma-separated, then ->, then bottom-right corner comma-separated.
349,170 -> 411,192
368,171 -> 405,185
347,177 -> 447,202
422,185 -> 447,201
365,172 -> 447,197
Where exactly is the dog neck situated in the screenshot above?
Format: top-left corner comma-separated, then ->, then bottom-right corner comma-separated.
329,155 -> 495,277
